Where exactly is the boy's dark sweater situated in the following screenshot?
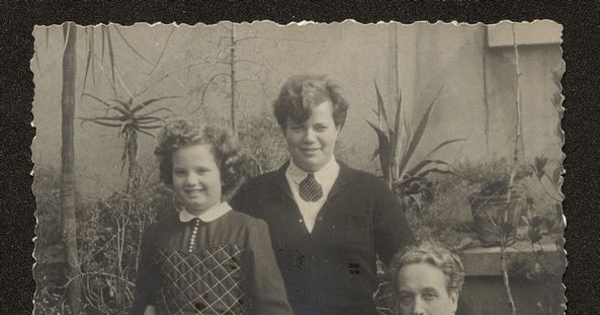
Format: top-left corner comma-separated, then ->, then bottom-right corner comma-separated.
231,162 -> 416,315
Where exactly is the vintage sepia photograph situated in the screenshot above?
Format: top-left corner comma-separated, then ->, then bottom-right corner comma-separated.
32,21 -> 565,315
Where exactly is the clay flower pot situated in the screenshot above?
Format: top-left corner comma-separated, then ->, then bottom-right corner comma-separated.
469,193 -> 522,246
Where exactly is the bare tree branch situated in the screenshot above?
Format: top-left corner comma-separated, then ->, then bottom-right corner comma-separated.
112,25 -> 156,66
147,27 -> 176,75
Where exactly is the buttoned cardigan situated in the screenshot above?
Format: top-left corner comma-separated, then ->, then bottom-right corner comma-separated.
231,162 -> 416,315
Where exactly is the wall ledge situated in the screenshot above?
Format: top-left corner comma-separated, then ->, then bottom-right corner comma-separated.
458,236 -> 565,276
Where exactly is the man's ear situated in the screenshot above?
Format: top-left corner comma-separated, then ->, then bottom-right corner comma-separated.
449,290 -> 459,313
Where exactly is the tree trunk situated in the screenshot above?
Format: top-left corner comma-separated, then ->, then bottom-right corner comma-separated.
60,22 -> 81,314
501,242 -> 517,315
501,23 -> 521,315
506,23 -> 523,206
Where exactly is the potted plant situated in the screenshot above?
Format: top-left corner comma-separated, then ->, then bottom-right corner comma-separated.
459,158 -> 530,246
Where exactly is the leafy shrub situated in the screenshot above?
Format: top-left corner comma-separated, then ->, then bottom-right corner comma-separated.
455,157 -> 531,197
33,165 -> 83,315
400,157 -> 562,249
238,111 -> 288,173
34,165 -> 83,249
75,181 -> 179,315
33,163 -> 180,315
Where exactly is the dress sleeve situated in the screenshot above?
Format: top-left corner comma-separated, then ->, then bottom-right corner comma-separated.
130,226 -> 160,315
373,179 -> 416,266
244,219 -> 294,315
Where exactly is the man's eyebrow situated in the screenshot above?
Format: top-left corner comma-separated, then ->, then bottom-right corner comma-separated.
421,287 -> 439,293
397,287 -> 439,293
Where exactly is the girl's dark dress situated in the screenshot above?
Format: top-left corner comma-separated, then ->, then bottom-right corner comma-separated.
131,203 -> 293,315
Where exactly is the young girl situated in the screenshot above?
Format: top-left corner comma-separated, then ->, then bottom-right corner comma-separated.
131,120 -> 293,315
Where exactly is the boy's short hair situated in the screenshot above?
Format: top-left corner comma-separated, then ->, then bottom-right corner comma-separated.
273,75 -> 349,129
154,119 -> 249,200
389,241 -> 465,295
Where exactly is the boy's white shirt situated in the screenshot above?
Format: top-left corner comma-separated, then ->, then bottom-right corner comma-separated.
285,157 -> 340,233
179,202 -> 232,223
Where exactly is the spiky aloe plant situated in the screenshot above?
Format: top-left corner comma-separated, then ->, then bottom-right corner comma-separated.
368,80 -> 466,315
366,81 -> 466,198
81,94 -> 177,194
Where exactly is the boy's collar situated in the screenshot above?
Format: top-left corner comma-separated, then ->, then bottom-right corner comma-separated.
286,157 -> 339,184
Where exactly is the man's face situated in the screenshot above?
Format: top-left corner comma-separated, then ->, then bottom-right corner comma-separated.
396,263 -> 458,315
284,100 -> 340,172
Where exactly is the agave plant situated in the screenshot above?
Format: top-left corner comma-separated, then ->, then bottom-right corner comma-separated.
81,93 -> 177,193
366,81 -> 466,207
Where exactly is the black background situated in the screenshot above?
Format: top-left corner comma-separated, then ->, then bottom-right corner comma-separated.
1,1 -> 598,314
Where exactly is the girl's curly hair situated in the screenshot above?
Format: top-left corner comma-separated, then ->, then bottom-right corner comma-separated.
388,241 -> 465,295
154,119 -> 251,200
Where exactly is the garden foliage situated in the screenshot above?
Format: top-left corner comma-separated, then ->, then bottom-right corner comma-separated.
34,165 -> 177,315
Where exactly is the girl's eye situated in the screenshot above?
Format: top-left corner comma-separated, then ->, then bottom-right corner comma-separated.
173,170 -> 186,176
314,125 -> 327,132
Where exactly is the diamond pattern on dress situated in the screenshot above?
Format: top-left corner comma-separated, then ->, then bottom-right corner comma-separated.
158,245 -> 246,315
299,173 -> 323,202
